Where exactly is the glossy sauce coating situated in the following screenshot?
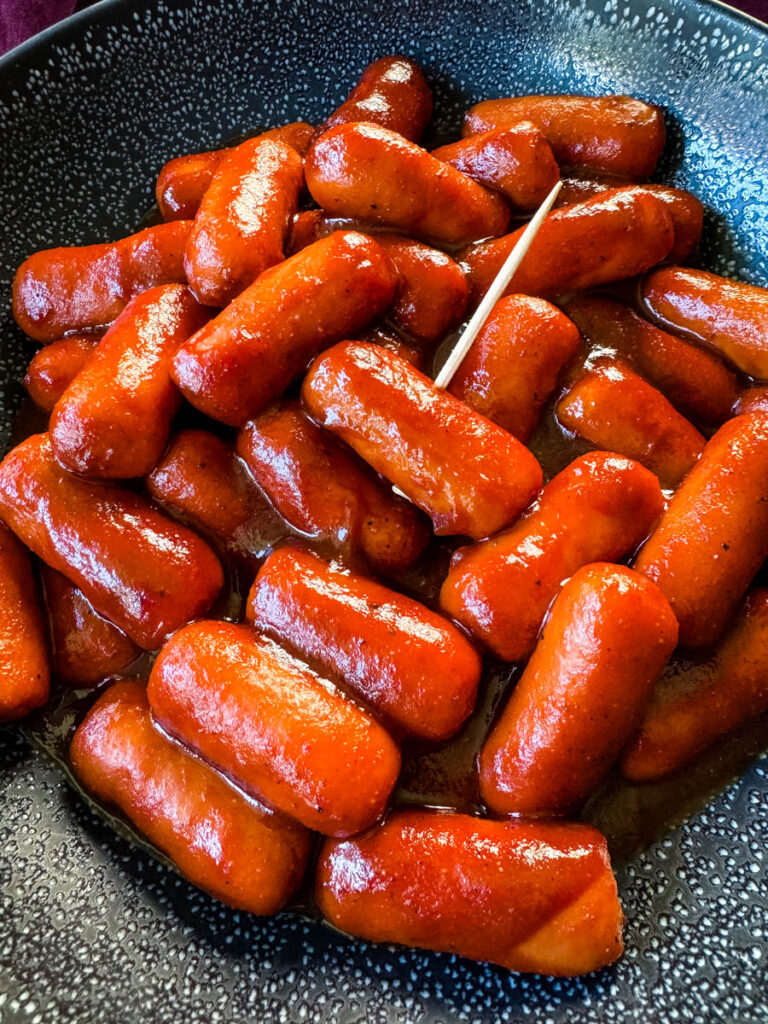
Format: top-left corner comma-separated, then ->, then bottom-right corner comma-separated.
171,230 -> 397,426
315,56 -> 433,142
556,358 -> 705,489
184,138 -> 304,306
148,620 -> 401,837
431,122 -> 559,209
305,123 -> 510,247
621,589 -> 768,781
155,121 -> 314,221
12,221 -> 192,342
0,433 -> 223,649
355,324 -> 427,370
634,412 -> 768,648
247,545 -> 481,741
302,341 -> 543,539
71,679 -> 311,913
42,565 -> 140,687
286,209 -> 324,256
479,563 -> 678,815
641,185 -> 703,263
562,294 -> 740,426
734,385 -> 768,416
146,428 -> 288,571
463,95 -> 665,177
554,168 -> 633,207
642,266 -> 768,378
461,188 -> 674,304
316,809 -> 623,976
237,401 -> 429,575
448,294 -> 580,441
440,452 -> 664,661
23,335 -> 98,412
0,523 -> 50,722
50,284 -> 209,480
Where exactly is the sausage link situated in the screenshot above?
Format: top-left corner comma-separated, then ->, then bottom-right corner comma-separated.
285,209 -> 324,256
302,341 -> 543,539
439,452 -> 664,661
734,385 -> 768,416
147,620 -> 401,837
479,563 -> 677,815
316,809 -> 623,976
247,545 -> 480,740
12,221 -> 191,342
555,168 -> 634,206
23,335 -> 99,412
355,324 -> 428,370
0,433 -> 223,649
71,679 -> 311,913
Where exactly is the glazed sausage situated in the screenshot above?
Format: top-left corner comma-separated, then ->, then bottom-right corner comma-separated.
237,401 -> 430,575
734,386 -> 768,416
148,620 -> 401,836
316,809 -> 623,976
285,209 -> 324,256
642,266 -> 768,378
463,95 -> 666,178
71,679 -> 311,913
12,221 -> 192,343
171,231 -> 397,426
184,138 -> 304,306
50,285 -> 209,480
155,121 -> 314,221
315,56 -> 432,142
355,324 -> 427,370
479,563 -> 678,815
0,433 -> 223,649
461,188 -> 674,304
621,589 -> 768,781
305,123 -> 510,247
41,565 -> 140,687
556,358 -> 705,489
448,294 -> 580,441
439,452 -> 664,661
302,341 -> 543,539
431,122 -> 559,210
246,545 -> 481,741
0,523 -> 50,722
634,412 -> 768,648
23,334 -> 99,412
554,168 -> 633,207
562,295 -> 740,426
146,429 -> 288,571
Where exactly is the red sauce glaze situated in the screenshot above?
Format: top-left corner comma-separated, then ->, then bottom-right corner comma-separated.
23,334 -> 99,412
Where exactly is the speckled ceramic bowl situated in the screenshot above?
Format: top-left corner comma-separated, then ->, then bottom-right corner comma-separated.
1,0 -> 767,1021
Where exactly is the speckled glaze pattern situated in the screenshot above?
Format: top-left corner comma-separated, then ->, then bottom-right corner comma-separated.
0,0 -> 767,1021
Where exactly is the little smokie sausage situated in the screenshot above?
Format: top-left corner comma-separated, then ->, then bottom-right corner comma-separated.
479,563 -> 678,816
302,341 -> 543,539
315,55 -> 432,142
285,209 -> 324,256
184,138 -> 304,307
734,386 -> 768,416
71,679 -> 311,914
355,324 -> 428,370
246,545 -> 481,741
0,434 -> 223,649
556,358 -> 705,489
634,412 -> 768,649
439,452 -> 664,662
237,402 -> 430,575
555,168 -> 633,207
463,95 -> 665,178
0,523 -> 50,722
42,565 -> 140,687
50,285 -> 209,480
642,266 -> 768,379
23,335 -> 99,412
12,221 -> 191,343
431,122 -> 559,210
316,810 -> 623,976
621,589 -> 768,781
448,294 -> 580,441
305,123 -> 510,247
461,188 -> 673,304
146,429 -> 288,571
561,295 -> 740,426
155,121 -> 314,221
171,231 -> 397,427
148,620 -> 401,837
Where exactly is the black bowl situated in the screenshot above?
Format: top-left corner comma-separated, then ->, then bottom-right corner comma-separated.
1,1 -> 767,1021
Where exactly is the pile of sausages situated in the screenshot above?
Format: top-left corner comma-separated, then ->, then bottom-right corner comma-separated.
4,54 -> 768,977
